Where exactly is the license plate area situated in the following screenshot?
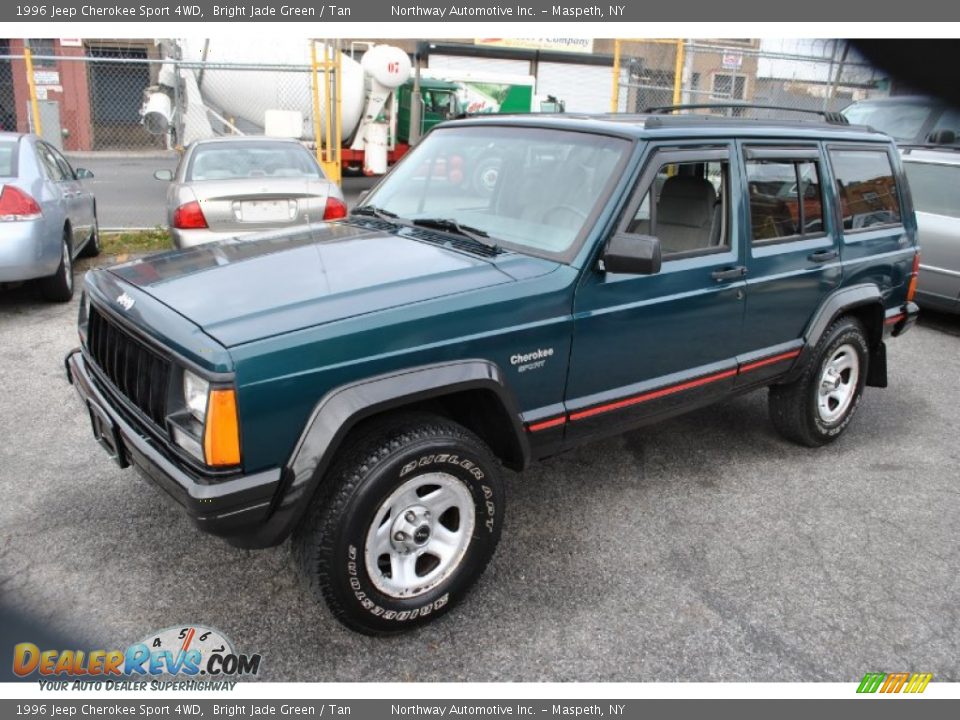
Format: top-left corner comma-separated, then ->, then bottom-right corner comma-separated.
237,199 -> 295,222
87,399 -> 129,468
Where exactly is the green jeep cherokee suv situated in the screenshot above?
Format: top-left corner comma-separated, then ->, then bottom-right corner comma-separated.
66,112 -> 919,634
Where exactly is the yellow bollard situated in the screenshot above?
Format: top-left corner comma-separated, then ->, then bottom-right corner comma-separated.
23,46 -> 43,137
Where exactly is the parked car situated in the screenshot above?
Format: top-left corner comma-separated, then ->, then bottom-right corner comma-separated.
842,96 -> 960,147
901,146 -> 960,313
154,136 -> 347,248
67,111 -> 918,635
0,132 -> 99,302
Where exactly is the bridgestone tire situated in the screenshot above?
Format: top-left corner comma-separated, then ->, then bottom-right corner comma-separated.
293,413 -> 504,635
769,316 -> 869,447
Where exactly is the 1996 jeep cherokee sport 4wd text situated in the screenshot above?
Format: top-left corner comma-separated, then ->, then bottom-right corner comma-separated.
65,112 -> 920,634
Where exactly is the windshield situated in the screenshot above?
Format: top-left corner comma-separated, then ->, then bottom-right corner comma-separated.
842,101 -> 934,142
187,142 -> 323,181
359,126 -> 631,260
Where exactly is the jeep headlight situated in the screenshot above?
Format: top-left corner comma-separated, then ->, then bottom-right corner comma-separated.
183,370 -> 210,422
172,369 -> 241,468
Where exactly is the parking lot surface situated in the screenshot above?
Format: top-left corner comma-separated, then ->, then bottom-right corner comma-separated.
1,280 -> 958,682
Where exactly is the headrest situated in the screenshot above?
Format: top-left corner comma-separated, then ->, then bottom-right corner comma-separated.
658,175 -> 717,228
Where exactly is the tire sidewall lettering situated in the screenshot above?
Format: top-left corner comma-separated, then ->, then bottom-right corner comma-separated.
340,444 -> 499,625
810,327 -> 869,437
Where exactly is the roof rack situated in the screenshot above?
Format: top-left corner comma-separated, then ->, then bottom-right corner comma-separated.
644,103 -> 850,125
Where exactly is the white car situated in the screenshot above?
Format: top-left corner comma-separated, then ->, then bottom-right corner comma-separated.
155,136 -> 347,249
901,146 -> 960,314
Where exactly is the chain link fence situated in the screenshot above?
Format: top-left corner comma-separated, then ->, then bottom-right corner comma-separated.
1,41 -> 326,227
0,38 -> 895,228
613,39 -> 891,118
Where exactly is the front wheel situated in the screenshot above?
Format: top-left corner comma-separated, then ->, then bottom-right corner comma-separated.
293,414 -> 504,635
769,316 -> 869,447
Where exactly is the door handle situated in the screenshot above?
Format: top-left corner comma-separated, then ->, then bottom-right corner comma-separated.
711,265 -> 747,282
808,249 -> 839,263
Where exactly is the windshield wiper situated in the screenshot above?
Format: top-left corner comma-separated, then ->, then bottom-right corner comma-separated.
351,205 -> 400,221
411,217 -> 501,251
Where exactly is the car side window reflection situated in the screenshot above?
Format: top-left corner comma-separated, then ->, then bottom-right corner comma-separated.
747,160 -> 824,243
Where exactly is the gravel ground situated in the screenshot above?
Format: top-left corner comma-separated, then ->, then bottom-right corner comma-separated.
1,278 -> 958,682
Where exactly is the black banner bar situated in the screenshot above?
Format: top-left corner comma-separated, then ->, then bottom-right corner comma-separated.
3,0 -> 960,22
1,699 -> 959,720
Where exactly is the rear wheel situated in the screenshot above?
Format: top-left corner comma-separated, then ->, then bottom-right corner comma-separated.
769,316 -> 869,447
40,230 -> 74,303
293,413 -> 504,635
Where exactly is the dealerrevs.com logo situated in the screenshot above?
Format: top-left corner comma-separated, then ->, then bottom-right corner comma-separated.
857,672 -> 932,694
13,625 -> 262,690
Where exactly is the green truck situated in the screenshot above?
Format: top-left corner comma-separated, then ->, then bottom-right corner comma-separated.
345,73 -> 564,174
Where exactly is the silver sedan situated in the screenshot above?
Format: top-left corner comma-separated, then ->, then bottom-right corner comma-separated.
155,136 -> 347,249
902,147 -> 960,314
0,133 -> 99,302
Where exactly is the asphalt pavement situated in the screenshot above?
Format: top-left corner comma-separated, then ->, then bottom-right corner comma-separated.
65,153 -> 378,229
1,281 -> 958,682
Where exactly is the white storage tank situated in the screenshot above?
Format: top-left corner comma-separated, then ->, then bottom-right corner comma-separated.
177,38 -> 367,142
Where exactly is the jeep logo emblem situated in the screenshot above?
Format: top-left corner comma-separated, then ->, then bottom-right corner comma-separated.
413,525 -> 431,544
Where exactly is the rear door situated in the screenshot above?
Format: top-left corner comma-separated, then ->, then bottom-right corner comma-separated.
737,142 -> 841,383
34,141 -> 72,245
826,143 -> 909,289
49,144 -> 94,244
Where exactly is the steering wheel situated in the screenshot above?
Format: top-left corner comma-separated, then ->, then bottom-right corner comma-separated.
542,204 -> 588,226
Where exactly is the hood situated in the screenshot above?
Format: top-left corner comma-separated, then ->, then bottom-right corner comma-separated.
108,223 -> 553,347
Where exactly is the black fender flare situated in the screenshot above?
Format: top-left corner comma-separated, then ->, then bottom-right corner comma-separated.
243,359 -> 529,548
782,283 -> 884,384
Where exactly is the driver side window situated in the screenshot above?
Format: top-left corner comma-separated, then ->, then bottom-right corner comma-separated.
627,160 -> 729,258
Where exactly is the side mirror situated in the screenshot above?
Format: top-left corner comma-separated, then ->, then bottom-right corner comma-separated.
602,232 -> 662,275
153,169 -> 174,181
74,167 -> 94,179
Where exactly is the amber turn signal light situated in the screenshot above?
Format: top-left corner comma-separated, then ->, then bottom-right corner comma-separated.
203,388 -> 241,466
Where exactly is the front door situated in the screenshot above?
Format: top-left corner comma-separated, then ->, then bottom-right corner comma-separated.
565,142 -> 747,441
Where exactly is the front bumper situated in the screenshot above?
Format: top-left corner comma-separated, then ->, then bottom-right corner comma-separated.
65,349 -> 282,544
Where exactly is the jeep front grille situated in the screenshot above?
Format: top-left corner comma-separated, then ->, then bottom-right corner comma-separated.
86,304 -> 171,427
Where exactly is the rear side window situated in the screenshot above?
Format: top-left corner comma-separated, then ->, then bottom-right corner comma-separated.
37,143 -> 66,181
903,162 -> 960,219
746,160 -> 824,242
829,148 -> 901,230
0,140 -> 18,177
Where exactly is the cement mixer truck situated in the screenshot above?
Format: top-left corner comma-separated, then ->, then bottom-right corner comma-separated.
142,39 -> 562,176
